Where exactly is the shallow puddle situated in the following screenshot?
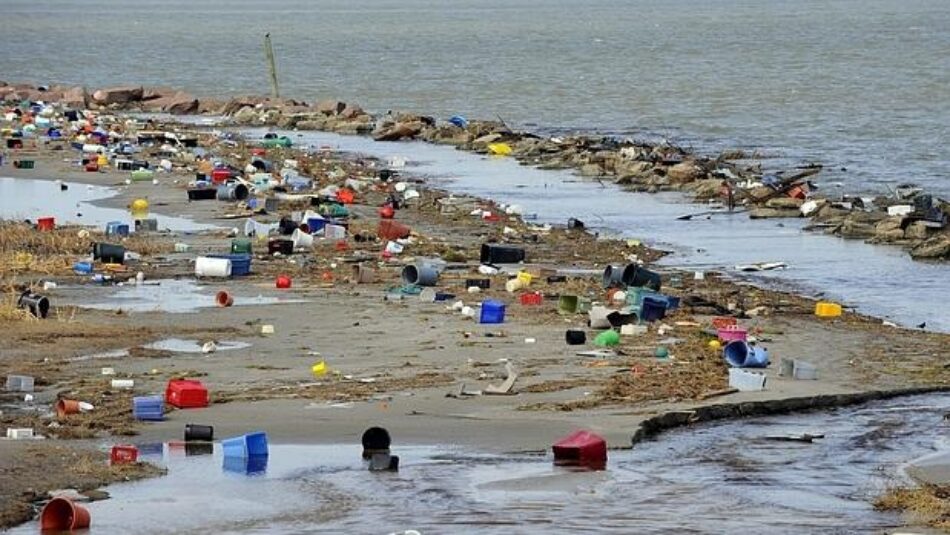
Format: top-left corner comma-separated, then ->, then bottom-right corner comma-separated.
65,279 -> 306,313
143,338 -> 251,353
0,176 -> 215,232
9,394 -> 947,534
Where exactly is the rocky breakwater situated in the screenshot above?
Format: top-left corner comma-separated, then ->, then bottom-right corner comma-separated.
2,81 -> 946,260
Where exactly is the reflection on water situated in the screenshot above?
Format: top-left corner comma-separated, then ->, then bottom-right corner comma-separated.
65,279 -> 307,313
9,394 -> 947,534
0,177 -> 215,232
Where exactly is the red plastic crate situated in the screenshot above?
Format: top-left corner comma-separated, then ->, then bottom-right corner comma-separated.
552,430 -> 607,469
110,444 -> 138,464
520,292 -> 543,306
211,169 -> 230,184
165,379 -> 209,409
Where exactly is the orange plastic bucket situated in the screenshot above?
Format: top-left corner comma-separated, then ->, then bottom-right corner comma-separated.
36,217 -> 55,231
215,290 -> 234,307
55,399 -> 80,419
41,497 -> 91,531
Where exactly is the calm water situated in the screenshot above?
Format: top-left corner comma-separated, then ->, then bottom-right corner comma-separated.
1,0 -> 948,197
8,394 -> 948,534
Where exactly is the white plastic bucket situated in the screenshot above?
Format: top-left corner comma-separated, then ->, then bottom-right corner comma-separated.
291,229 -> 314,251
195,257 -> 232,278
111,379 -> 134,389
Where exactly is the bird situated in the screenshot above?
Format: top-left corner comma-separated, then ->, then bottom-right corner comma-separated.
916,322 -> 926,329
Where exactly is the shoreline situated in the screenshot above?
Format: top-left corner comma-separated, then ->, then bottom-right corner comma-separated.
3,81 -> 946,261
1,98 -> 948,530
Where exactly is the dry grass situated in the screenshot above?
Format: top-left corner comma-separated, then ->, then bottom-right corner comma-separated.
0,221 -> 173,277
0,290 -> 35,322
875,485 -> 950,530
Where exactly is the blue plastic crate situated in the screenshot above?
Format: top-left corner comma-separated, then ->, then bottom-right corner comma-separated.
208,253 -> 251,276
479,300 -> 506,324
133,395 -> 164,421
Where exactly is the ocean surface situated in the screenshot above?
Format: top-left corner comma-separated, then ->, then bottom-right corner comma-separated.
2,0 -> 948,197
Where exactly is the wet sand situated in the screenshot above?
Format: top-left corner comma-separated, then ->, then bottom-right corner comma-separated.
1,122 -> 948,529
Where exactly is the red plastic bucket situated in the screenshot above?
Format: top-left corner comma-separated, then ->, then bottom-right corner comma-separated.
215,290 -> 234,307
552,430 -> 607,469
40,497 -> 91,531
211,169 -> 230,184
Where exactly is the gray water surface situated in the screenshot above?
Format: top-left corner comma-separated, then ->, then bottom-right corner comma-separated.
2,0 -> 947,199
0,176 -> 215,232
8,393 -> 948,534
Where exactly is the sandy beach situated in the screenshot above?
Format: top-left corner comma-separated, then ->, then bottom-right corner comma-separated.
1,104 -> 948,531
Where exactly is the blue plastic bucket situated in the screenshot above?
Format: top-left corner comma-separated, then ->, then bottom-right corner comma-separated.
223,455 -> 268,475
306,217 -> 327,234
73,261 -> 93,274
639,296 -> 667,323
479,300 -> 506,324
723,341 -> 768,368
222,431 -> 269,458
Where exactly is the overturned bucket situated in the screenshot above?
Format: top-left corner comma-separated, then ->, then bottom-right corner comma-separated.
723,341 -> 769,368
352,264 -> 376,284
620,263 -> 662,291
402,262 -> 440,286
216,183 -> 249,201
40,497 -> 91,531
17,291 -> 49,318
602,265 -> 625,288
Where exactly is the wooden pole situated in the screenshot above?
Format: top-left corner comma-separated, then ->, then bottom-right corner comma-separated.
264,33 -> 280,99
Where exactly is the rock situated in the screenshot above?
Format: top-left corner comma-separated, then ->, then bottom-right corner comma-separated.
579,163 -> 605,177
904,221 -> 931,241
141,87 -> 175,101
232,106 -> 259,125
339,103 -> 364,120
683,178 -> 724,199
812,203 -> 852,223
221,96 -> 266,116
910,234 -> 950,259
81,490 -> 110,502
666,162 -> 705,184
373,122 -> 422,142
872,217 -> 906,242
765,197 -> 805,210
472,133 -> 503,146
838,217 -> 877,238
748,208 -> 801,219
145,92 -> 199,114
61,86 -> 89,109
92,86 -> 144,105
316,100 -> 346,116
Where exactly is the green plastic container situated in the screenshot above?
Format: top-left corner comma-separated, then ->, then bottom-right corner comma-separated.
260,136 -> 292,148
594,330 -> 620,347
231,238 -> 252,254
130,169 -> 154,182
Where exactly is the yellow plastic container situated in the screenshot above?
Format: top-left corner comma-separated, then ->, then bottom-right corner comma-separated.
487,143 -> 512,156
130,198 -> 149,219
97,154 -> 108,167
815,302 -> 842,318
516,271 -> 533,286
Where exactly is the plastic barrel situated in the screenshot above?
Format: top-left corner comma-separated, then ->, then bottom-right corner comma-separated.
480,243 -> 525,265
17,291 -> 49,318
621,263 -> 662,291
92,242 -> 125,264
401,262 -> 439,286
105,221 -> 130,237
195,257 -> 232,278
216,183 -> 249,201
184,424 -> 214,442
723,340 -> 751,367
602,265 -> 625,288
